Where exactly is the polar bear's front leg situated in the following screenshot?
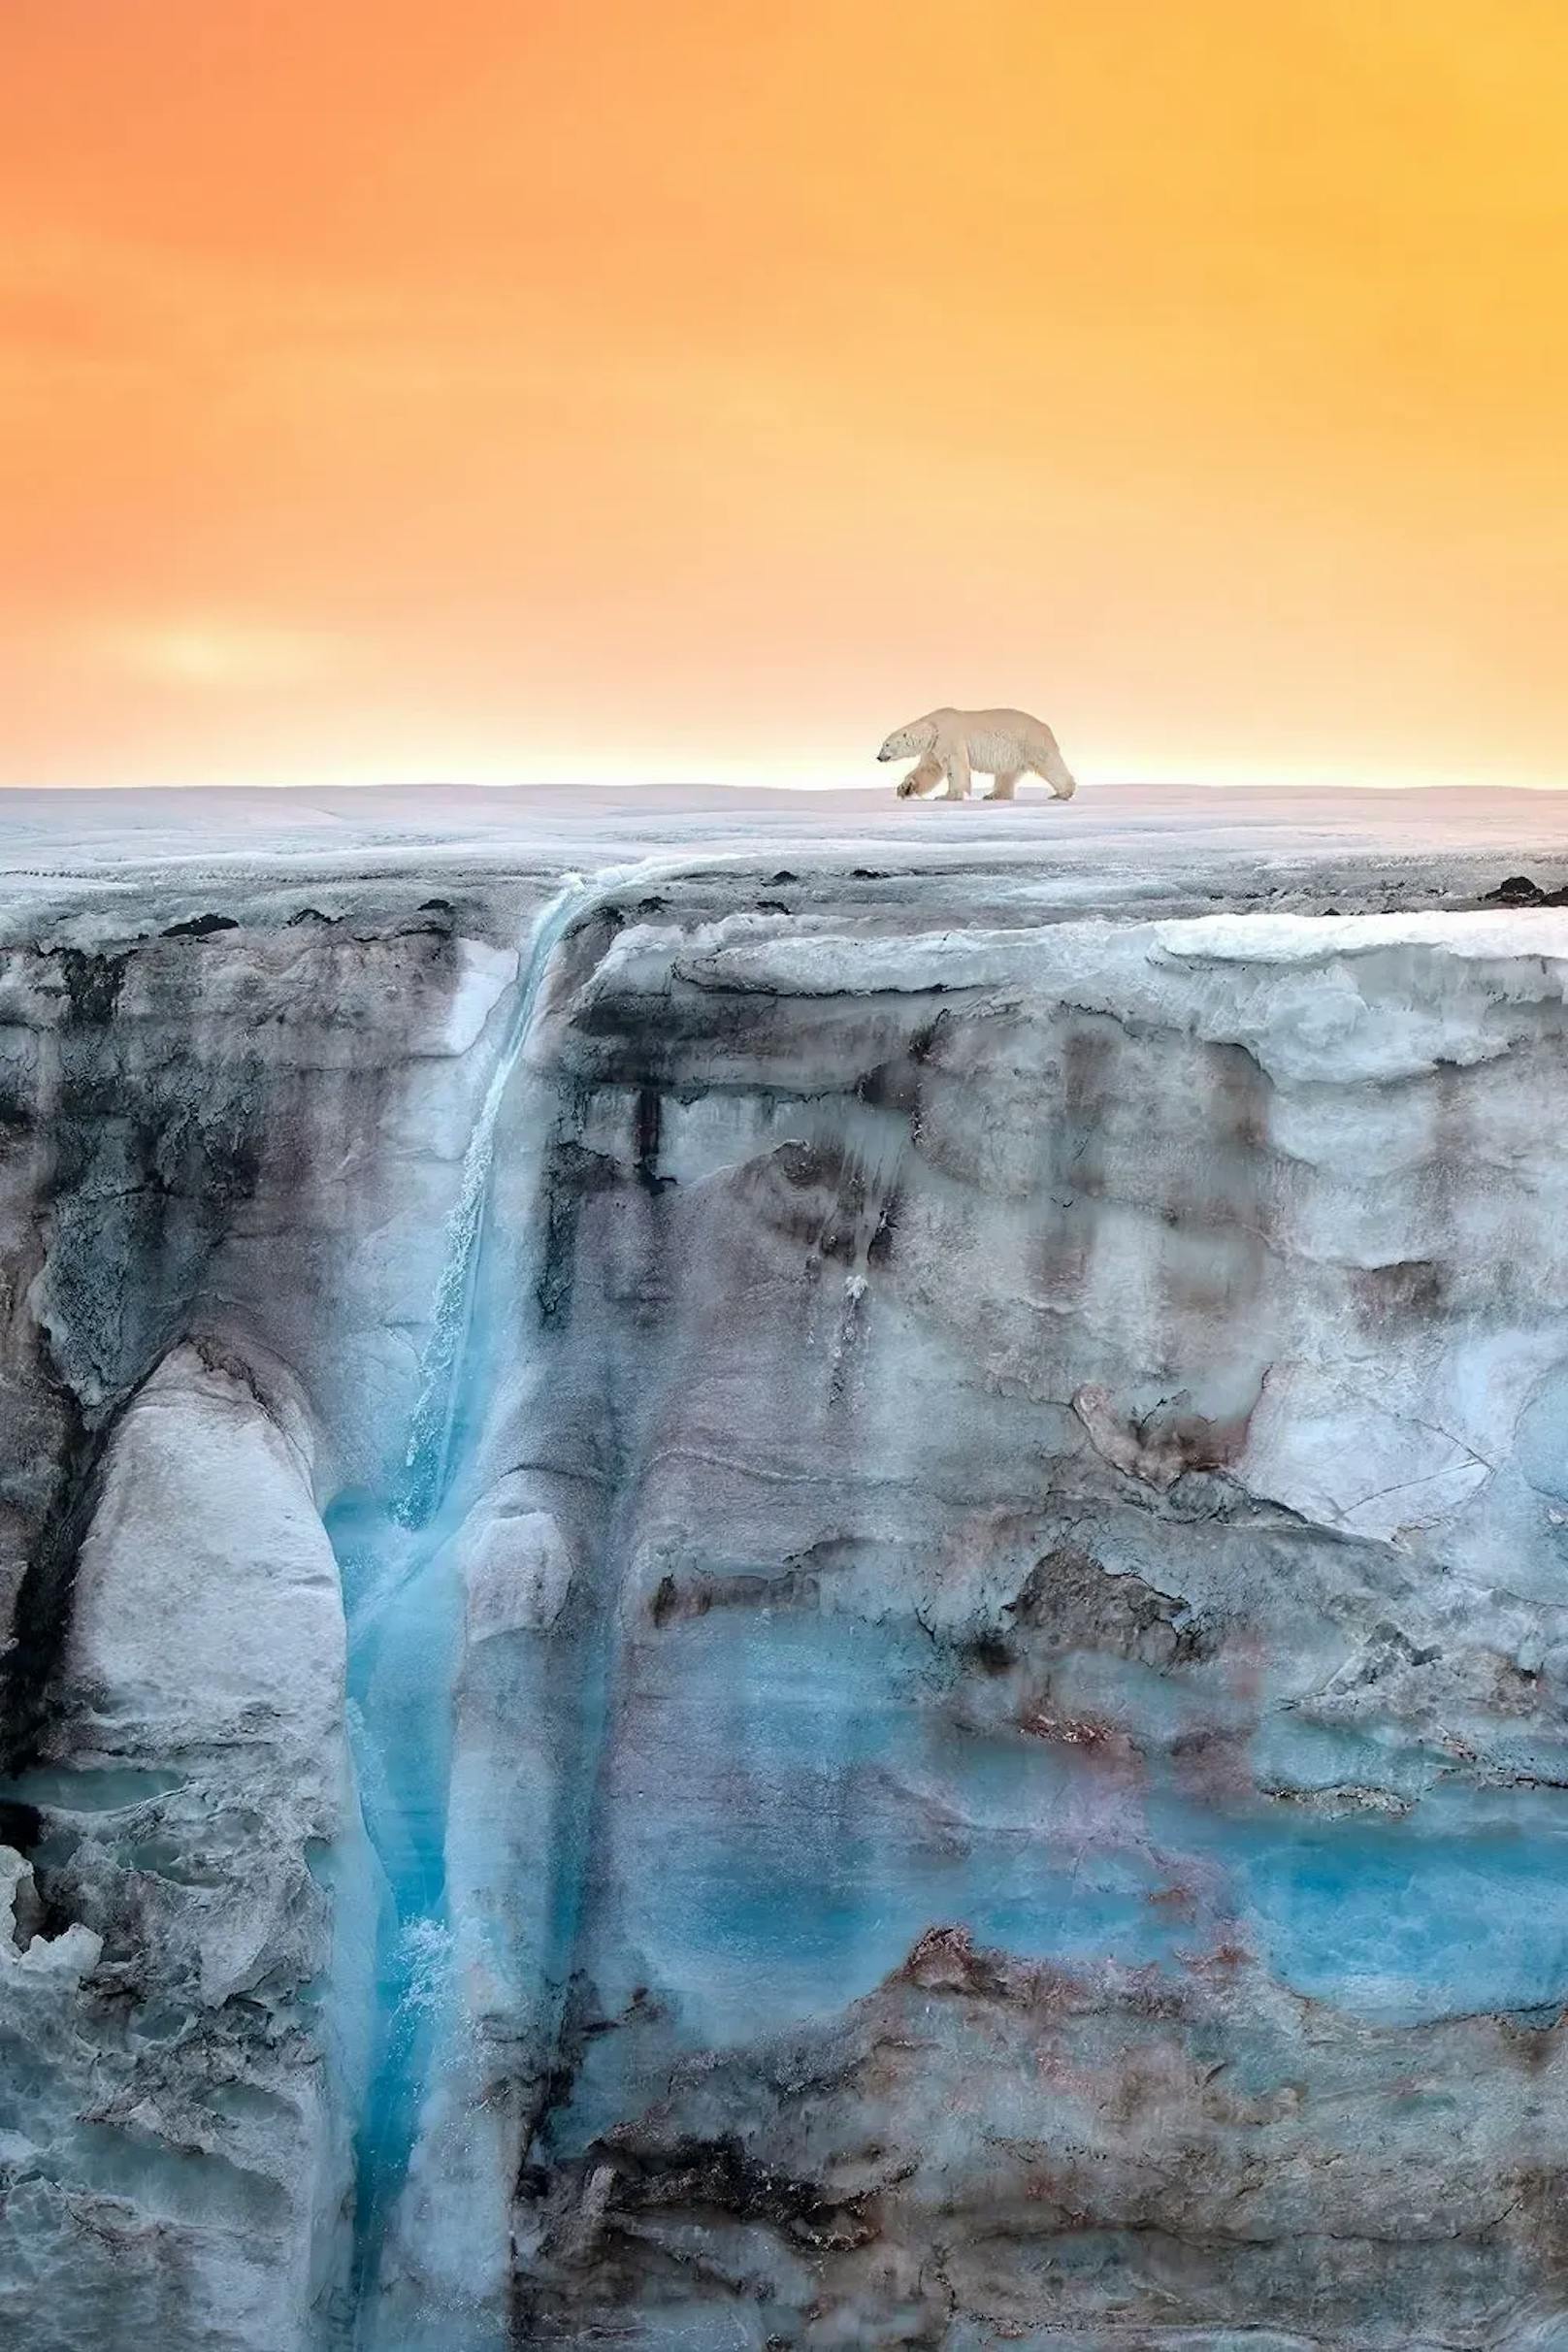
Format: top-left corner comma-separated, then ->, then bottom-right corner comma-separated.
987,768 -> 1023,801
897,754 -> 945,799
941,740 -> 972,800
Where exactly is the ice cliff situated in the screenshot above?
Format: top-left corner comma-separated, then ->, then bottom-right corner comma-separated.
4,827 -> 1568,2351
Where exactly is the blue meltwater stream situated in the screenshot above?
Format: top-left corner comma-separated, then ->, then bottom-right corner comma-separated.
323,869 -> 635,2345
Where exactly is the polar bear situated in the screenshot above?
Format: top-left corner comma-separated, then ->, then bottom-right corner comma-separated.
877,707 -> 1078,802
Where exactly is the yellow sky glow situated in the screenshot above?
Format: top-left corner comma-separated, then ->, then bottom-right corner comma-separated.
2,1 -> 1564,789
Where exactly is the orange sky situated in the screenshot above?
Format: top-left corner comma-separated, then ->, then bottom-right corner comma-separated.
2,0 -> 1564,790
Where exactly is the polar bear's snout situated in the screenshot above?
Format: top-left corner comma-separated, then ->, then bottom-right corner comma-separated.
877,720 -> 934,764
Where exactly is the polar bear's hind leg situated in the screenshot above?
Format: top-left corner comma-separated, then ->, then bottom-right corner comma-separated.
1030,734 -> 1078,800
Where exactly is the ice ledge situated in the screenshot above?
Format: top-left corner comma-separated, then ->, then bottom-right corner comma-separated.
1153,906 -> 1568,965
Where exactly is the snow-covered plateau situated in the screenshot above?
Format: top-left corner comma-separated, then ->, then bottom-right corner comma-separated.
5,785 -> 1568,2350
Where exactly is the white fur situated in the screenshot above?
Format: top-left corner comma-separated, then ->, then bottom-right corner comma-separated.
876,706 -> 1078,802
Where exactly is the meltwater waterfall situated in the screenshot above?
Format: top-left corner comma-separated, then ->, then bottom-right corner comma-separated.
325,871 -> 608,2348
396,882 -> 596,1531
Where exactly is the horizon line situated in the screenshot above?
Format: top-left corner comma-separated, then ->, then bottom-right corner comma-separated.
3,774 -> 1568,801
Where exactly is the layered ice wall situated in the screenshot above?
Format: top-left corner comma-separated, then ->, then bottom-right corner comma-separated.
0,881 -> 527,2349
5,841 -> 1568,2350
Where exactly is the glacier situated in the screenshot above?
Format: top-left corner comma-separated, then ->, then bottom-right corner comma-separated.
4,789 -> 1568,2349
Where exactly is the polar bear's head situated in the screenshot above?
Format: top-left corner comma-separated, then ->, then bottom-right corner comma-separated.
876,716 -> 937,763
